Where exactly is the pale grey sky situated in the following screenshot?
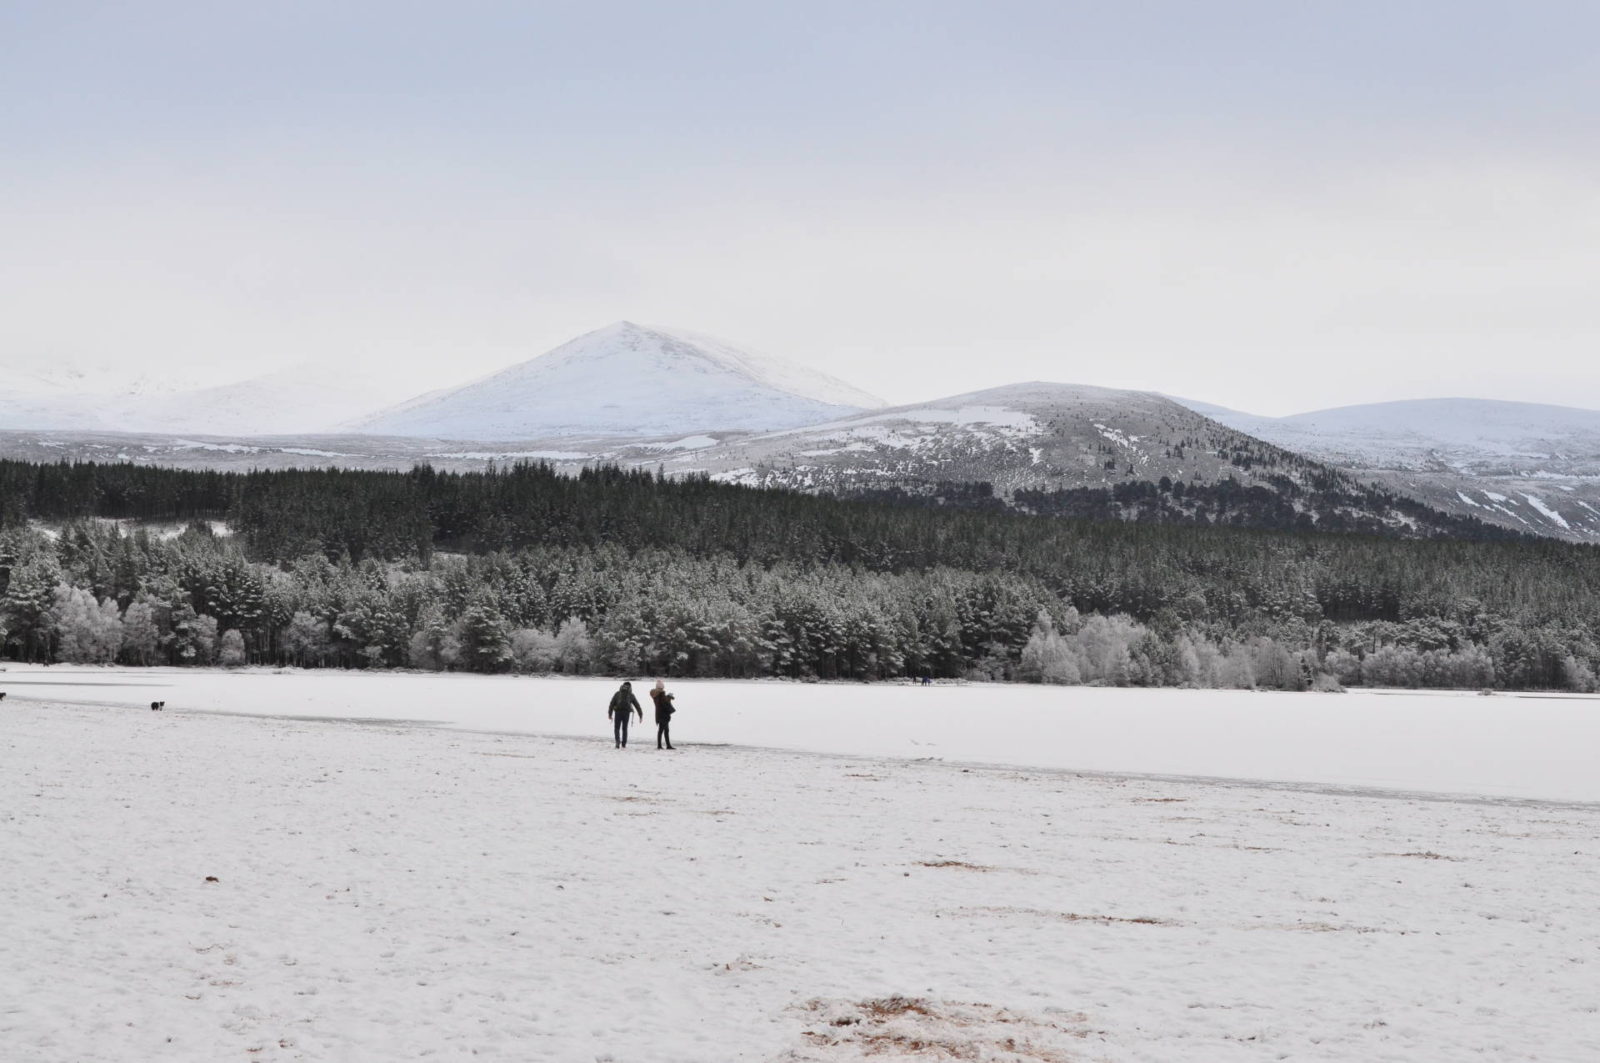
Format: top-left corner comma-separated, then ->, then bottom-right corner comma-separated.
3,2 -> 1598,414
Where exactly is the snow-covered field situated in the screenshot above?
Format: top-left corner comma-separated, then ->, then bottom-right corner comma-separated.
3,666 -> 1599,801
4,673 -> 1598,1061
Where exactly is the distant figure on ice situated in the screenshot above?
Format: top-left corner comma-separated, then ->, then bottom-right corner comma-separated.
608,681 -> 643,749
650,679 -> 676,750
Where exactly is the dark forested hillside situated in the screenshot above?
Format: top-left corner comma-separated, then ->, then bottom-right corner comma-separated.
1,458 -> 1596,690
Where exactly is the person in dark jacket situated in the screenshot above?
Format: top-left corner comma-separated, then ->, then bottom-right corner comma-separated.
608,681 -> 643,748
649,679 -> 676,750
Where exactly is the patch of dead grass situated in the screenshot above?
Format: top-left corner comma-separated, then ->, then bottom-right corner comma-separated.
790,997 -> 1090,1061
941,905 -> 1175,927
914,860 -> 1038,875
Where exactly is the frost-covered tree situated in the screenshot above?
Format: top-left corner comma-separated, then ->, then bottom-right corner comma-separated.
1071,614 -> 1143,686
406,603 -> 461,671
510,627 -> 559,673
1018,609 -> 1079,684
50,586 -> 123,664
2,553 -> 62,661
458,601 -> 512,672
554,616 -> 594,673
169,603 -> 218,665
1361,645 -> 1425,688
282,611 -> 332,667
121,601 -> 161,665
1322,648 -> 1362,686
1561,654 -> 1596,693
1248,638 -> 1302,690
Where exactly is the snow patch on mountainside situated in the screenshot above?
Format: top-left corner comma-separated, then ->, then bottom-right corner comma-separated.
1521,493 -> 1569,529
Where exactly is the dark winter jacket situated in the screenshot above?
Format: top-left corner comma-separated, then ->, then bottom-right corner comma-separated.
608,686 -> 642,719
650,689 -> 675,723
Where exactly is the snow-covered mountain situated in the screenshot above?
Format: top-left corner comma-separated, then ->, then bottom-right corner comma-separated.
0,358 -> 203,431
664,382 -> 1216,492
353,322 -> 885,440
0,356 -> 415,436
6,324 -> 1595,543
122,361 -> 423,436
1175,397 -> 1600,542
559,382 -> 1512,539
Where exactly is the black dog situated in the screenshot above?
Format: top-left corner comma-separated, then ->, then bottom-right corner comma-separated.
150,700 -> 165,711
0,692 -> 6,701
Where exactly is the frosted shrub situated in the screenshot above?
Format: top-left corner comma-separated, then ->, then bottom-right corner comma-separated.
554,617 -> 594,673
1322,648 -> 1362,686
1562,654 -> 1597,694
1248,638 -> 1301,690
510,628 -> 560,673
219,628 -> 247,667
1218,646 -> 1256,689
1019,609 -> 1080,684
1071,614 -> 1144,686
1421,646 -> 1496,689
1361,645 -> 1425,688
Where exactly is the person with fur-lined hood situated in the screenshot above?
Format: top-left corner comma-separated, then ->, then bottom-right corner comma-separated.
649,679 -> 676,750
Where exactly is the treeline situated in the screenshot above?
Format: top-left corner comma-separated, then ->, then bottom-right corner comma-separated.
1010,475 -> 1528,540
0,459 -> 1597,690
846,475 -> 1520,541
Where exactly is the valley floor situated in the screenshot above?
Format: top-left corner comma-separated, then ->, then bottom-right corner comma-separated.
3,698 -> 1597,1062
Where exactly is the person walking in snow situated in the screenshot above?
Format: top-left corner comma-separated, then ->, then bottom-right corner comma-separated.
650,679 -> 676,750
608,681 -> 643,748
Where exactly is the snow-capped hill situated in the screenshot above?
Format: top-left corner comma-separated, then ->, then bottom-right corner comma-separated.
1174,396 -> 1600,542
353,322 -> 885,440
1274,398 -> 1600,465
0,357 -> 211,431
0,352 -> 415,435
123,360 -> 425,436
586,381 -> 1498,539
1179,397 -> 1600,471
662,381 -> 1275,494
0,392 -> 113,432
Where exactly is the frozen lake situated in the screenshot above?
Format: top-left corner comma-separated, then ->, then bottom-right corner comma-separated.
4,664 -> 1596,802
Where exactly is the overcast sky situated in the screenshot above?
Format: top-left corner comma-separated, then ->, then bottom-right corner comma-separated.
3,2 -> 1598,414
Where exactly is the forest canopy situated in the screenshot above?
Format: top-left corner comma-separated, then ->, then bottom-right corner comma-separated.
1,458 -> 1596,691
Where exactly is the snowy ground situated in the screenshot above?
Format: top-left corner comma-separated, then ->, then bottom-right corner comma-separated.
2,666 -> 1599,801
3,679 -> 1599,1061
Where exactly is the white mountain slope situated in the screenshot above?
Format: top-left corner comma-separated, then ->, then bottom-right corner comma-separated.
0,358 -> 206,432
1175,396 -> 1600,542
0,356 -> 414,436
353,322 -> 885,440
122,361 -> 424,436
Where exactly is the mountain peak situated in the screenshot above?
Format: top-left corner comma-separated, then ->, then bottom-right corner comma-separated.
355,323 -> 885,441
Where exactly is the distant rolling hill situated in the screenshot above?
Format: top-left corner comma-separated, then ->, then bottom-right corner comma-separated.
1177,397 -> 1600,542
